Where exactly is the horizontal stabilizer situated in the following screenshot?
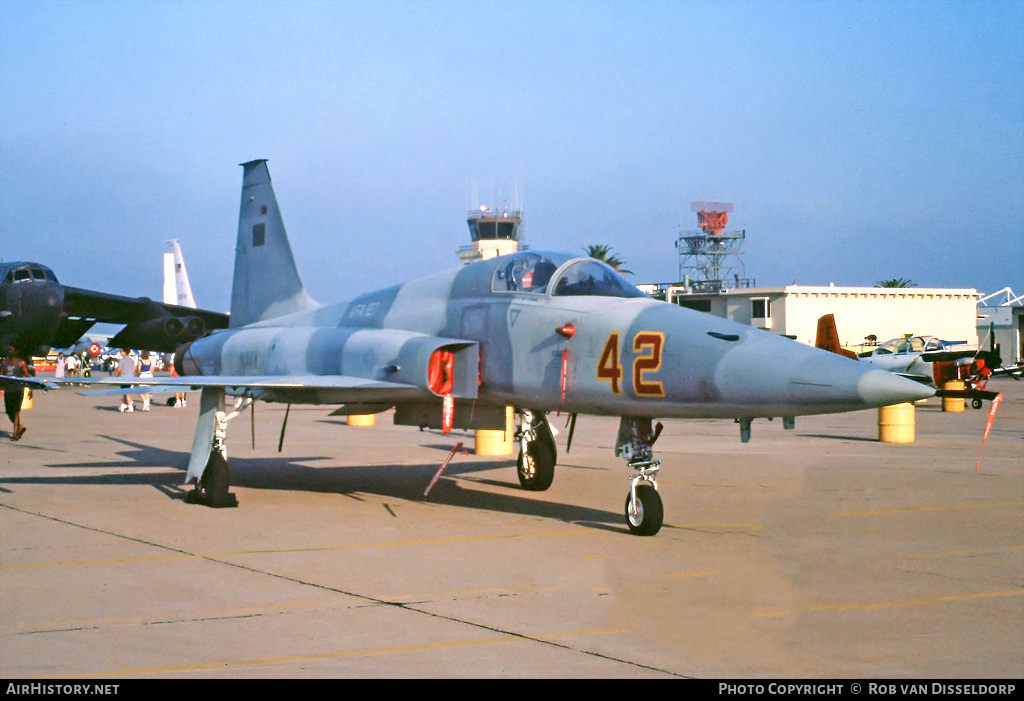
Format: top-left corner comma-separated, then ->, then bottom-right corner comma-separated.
935,388 -> 1001,402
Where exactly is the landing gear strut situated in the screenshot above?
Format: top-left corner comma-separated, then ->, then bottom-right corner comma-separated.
186,390 -> 247,507
515,409 -> 556,491
617,417 -> 664,536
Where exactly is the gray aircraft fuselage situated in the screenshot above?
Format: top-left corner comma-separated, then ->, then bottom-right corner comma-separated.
178,250 -> 927,422
28,159 -> 940,534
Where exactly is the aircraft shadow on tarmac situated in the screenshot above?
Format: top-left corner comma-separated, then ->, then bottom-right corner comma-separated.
8,434 -> 630,533
801,433 -> 881,443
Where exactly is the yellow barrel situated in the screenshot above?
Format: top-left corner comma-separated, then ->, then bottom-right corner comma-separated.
942,381 -> 965,412
347,414 -> 375,427
475,406 -> 514,456
22,388 -> 33,410
878,402 -> 915,443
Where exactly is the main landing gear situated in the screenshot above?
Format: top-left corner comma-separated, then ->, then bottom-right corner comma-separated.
515,409 -> 556,491
190,449 -> 235,507
185,391 -> 247,508
616,417 -> 664,536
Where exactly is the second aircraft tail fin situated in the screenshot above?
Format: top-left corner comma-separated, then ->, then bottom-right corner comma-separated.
230,160 -> 319,328
163,239 -> 196,308
815,314 -> 858,360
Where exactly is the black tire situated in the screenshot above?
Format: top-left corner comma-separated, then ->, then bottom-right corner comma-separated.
517,439 -> 556,491
625,484 -> 663,536
197,451 -> 232,507
534,414 -> 557,466
972,398 -> 983,410
516,412 -> 556,491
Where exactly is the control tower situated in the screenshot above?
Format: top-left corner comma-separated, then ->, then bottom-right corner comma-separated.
676,201 -> 754,292
457,185 -> 523,265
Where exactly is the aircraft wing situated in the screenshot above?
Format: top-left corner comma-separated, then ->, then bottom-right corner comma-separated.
991,363 -> 1023,379
0,375 -> 57,391
920,349 -> 989,363
61,287 -> 224,325
56,287 -> 229,350
47,374 -> 427,404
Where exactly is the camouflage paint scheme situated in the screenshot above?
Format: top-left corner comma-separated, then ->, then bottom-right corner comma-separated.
26,160 -> 935,535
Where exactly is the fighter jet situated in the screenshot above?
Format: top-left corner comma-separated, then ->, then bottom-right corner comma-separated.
29,159 -> 937,535
0,260 -> 228,358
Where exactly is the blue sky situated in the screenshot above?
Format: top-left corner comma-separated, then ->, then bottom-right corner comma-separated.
2,0 -> 1021,312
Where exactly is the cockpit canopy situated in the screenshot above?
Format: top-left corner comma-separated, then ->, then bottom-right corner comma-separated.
490,251 -> 646,299
3,264 -> 59,284
871,336 -> 945,355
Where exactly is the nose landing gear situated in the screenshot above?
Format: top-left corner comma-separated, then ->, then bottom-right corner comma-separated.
617,417 -> 664,536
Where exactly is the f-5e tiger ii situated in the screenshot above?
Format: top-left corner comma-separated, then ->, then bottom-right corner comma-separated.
39,159 -> 935,535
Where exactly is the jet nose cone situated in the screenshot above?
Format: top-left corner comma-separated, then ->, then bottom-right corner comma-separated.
857,369 -> 935,407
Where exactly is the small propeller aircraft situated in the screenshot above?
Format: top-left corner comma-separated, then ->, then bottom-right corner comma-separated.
11,160 -> 942,535
854,327 -> 1018,406
814,315 -> 1013,410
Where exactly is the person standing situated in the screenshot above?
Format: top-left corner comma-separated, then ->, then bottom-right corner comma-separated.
169,362 -> 187,408
2,346 -> 31,440
114,349 -> 137,412
137,350 -> 153,412
54,353 -> 66,379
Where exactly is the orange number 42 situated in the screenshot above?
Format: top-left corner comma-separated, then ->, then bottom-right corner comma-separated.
597,332 -> 665,397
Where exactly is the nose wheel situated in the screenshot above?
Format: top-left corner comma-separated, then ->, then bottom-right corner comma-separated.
625,476 -> 663,536
617,417 -> 665,535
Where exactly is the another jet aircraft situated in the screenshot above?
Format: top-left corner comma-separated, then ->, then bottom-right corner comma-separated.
26,159 -> 938,535
0,257 -> 228,358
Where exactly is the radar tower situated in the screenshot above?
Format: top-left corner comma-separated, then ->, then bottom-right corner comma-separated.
676,201 -> 754,292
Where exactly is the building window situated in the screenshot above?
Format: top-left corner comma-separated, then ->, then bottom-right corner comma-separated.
252,223 -> 266,247
752,298 -> 771,319
678,299 -> 712,313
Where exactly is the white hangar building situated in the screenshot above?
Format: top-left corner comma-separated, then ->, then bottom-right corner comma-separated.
641,284 -> 989,355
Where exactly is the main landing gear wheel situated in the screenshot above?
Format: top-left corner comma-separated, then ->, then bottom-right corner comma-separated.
191,451 -> 237,507
516,410 -> 556,491
625,483 -> 663,536
518,439 -> 555,491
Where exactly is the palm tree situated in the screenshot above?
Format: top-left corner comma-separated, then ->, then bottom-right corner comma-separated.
584,244 -> 633,275
875,278 -> 917,288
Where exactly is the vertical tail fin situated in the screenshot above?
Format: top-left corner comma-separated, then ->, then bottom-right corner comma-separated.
815,314 -> 858,360
230,160 -> 318,328
163,239 -> 196,308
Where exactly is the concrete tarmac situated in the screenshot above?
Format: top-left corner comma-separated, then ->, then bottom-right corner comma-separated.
1,378 -> 1021,678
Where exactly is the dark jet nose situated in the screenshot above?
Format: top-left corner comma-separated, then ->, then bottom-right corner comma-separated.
16,281 -> 64,345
